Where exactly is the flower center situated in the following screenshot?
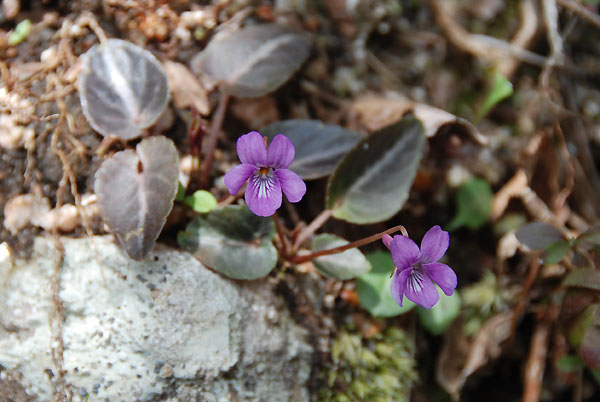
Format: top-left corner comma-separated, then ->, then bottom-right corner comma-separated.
408,269 -> 425,293
252,169 -> 275,199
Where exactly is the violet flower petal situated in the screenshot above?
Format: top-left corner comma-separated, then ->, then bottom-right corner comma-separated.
274,168 -> 306,203
223,163 -> 256,195
404,270 -> 439,309
391,268 -> 411,307
237,131 -> 267,166
267,134 -> 295,169
425,262 -> 457,296
420,225 -> 449,262
245,171 -> 282,217
389,235 -> 420,270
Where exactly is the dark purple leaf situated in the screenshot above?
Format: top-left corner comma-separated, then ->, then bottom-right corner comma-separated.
515,222 -> 564,250
94,136 -> 179,260
191,24 -> 310,98
79,39 -> 170,140
262,120 -> 362,180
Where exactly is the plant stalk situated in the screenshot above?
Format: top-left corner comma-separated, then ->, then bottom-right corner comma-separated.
200,91 -> 230,188
287,225 -> 407,264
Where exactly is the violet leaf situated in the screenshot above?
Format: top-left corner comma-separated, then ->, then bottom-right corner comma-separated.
177,205 -> 277,280
311,233 -> 371,280
79,38 -> 170,140
417,288 -> 462,335
262,120 -> 362,180
191,24 -> 310,98
515,222 -> 565,250
326,116 -> 426,224
356,251 -> 415,317
447,178 -> 493,230
94,136 -> 179,260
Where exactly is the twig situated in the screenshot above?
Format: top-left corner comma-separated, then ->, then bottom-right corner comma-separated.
200,91 -> 230,188
48,236 -> 73,402
510,257 -> 540,342
293,209 -> 333,251
557,0 -> 600,30
551,119 -> 575,213
287,225 -> 406,264
427,0 -> 548,68
522,320 -> 551,402
542,0 -> 565,66
498,0 -> 539,77
427,0 -> 587,75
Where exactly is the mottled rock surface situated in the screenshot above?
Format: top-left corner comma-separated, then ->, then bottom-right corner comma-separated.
0,236 -> 312,401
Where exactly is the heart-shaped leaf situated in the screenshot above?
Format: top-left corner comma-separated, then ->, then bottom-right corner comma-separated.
515,222 -> 565,250
356,251 -> 416,317
94,136 -> 179,260
417,287 -> 461,335
311,233 -> 371,280
191,24 -> 310,98
326,116 -> 426,224
79,38 -> 170,140
448,178 -> 493,230
178,205 -> 277,280
262,120 -> 363,180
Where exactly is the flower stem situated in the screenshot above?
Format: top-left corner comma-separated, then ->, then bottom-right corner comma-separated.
293,209 -> 333,251
287,225 -> 407,264
200,91 -> 230,188
273,213 -> 290,256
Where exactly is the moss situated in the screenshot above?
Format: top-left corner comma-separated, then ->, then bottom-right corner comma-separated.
319,327 -> 417,401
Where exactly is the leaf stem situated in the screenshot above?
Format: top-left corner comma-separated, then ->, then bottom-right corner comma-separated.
293,209 -> 333,251
200,91 -> 230,188
287,225 -> 407,264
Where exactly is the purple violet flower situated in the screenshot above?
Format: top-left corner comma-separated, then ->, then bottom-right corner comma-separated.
382,225 -> 457,309
224,131 -> 306,217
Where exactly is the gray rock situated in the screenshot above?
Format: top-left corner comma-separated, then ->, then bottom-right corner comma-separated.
0,236 -> 312,401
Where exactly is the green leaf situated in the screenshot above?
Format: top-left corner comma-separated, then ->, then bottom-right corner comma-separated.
557,355 -> 584,373
356,251 -> 415,317
175,182 -> 186,201
563,268 -> 600,291
581,325 -> 600,370
474,73 -> 513,123
178,205 -> 277,279
262,120 -> 362,180
8,19 -> 32,46
184,190 -> 217,213
417,287 -> 461,335
567,304 -> 600,347
578,224 -> 600,250
448,177 -> 493,230
312,234 -> 371,280
326,116 -> 426,224
543,240 -> 571,265
515,222 -> 565,250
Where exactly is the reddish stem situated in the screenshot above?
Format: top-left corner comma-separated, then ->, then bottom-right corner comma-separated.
200,91 -> 230,188
286,225 -> 407,264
